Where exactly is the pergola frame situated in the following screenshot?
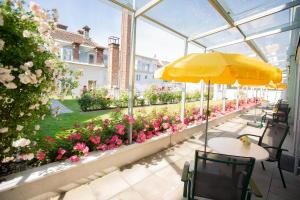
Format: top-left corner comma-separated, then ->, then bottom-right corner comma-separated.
106,0 -> 300,163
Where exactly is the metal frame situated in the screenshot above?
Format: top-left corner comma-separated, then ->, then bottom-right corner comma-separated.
180,39 -> 189,122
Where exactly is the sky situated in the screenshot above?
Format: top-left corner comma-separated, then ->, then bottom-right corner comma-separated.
29,0 -> 204,62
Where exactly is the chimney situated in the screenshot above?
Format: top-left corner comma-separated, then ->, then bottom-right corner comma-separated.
56,23 -> 68,30
95,47 -> 104,65
120,9 -> 132,90
108,36 -> 120,88
73,42 -> 80,62
77,29 -> 84,35
82,25 -> 90,39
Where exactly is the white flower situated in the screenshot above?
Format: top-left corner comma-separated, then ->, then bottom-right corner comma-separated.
23,30 -> 31,38
19,73 -> 31,84
0,39 -> 5,50
24,61 -> 33,68
30,2 -> 41,16
21,15 -> 28,20
27,113 -> 32,116
0,127 -> 8,133
35,125 -> 40,130
2,157 -> 15,163
35,69 -> 42,77
23,153 -> 34,161
38,22 -> 50,33
3,147 -> 10,153
0,14 -> 3,26
41,96 -> 48,105
4,82 -> 17,89
0,67 -> 15,84
16,125 -> 24,131
20,112 -> 24,117
41,114 -> 46,120
12,138 -> 31,148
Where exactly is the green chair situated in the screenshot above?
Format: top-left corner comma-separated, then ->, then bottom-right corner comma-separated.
181,151 -> 258,200
238,121 -> 289,188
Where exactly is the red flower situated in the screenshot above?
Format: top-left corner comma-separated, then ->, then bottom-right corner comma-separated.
36,151 -> 46,161
89,135 -> 101,145
45,136 -> 55,143
124,114 -> 135,124
116,139 -> 122,146
74,133 -> 81,140
70,155 -> 80,162
97,144 -> 107,151
146,131 -> 153,139
115,124 -> 125,135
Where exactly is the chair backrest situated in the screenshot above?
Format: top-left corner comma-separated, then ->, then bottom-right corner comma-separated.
191,151 -> 255,200
261,122 -> 289,160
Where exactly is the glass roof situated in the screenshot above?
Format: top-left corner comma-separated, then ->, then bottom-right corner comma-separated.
214,42 -> 256,56
254,31 -> 292,67
239,10 -> 292,35
196,28 -> 243,47
144,0 -> 228,37
107,0 -> 299,70
219,0 -> 290,20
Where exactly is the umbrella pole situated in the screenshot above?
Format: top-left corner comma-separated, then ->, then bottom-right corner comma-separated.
204,80 -> 210,153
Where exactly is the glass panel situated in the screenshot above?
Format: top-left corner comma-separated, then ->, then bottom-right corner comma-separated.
196,28 -> 243,47
253,31 -> 291,64
112,0 -> 151,9
219,0 -> 290,20
188,43 -> 205,54
239,10 -> 291,36
144,0 -> 228,37
214,42 -> 256,56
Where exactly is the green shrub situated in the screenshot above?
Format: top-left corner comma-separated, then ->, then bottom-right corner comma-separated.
144,85 -> 158,105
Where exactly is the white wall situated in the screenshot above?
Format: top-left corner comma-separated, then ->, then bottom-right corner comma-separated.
66,61 -> 107,97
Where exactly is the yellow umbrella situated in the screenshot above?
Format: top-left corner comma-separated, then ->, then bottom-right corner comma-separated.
154,52 -> 282,152
155,52 -> 282,84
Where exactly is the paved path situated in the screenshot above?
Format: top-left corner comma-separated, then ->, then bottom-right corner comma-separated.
50,99 -> 73,115
51,110 -> 300,200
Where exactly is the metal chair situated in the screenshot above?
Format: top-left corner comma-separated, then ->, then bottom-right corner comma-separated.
238,121 -> 289,188
181,150 -> 258,200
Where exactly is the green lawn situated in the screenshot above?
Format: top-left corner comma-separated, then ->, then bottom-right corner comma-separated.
37,99 -> 218,137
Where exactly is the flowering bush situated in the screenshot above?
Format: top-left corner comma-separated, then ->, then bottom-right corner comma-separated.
0,1 -> 78,164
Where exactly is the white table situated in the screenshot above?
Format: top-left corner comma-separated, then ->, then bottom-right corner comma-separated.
208,137 -> 269,161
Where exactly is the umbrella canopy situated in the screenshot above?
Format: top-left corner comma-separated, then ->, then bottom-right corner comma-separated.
267,82 -> 288,90
155,52 -> 282,85
154,52 -> 282,153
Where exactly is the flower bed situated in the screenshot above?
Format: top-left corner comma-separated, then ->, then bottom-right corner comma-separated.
1,97 -> 261,177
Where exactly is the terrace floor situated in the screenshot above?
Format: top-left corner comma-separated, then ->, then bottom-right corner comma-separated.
51,110 -> 300,200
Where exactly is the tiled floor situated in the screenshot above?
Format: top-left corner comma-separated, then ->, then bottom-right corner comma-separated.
53,111 -> 300,200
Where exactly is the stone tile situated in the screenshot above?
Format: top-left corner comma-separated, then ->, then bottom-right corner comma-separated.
109,188 -> 146,200
119,164 -> 152,186
132,174 -> 176,200
89,171 -> 130,200
63,184 -> 96,200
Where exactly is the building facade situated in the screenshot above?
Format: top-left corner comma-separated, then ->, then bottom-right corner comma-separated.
52,24 -> 171,97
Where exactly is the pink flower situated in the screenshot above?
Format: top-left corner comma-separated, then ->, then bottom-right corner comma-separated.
115,124 -> 125,135
137,132 -> 146,143
58,148 -> 66,155
163,115 -> 169,121
70,155 -> 80,162
146,131 -> 153,139
116,139 -> 122,146
162,122 -> 170,129
74,133 -> 81,140
97,144 -> 107,151
90,135 -> 101,145
36,151 -> 46,161
175,116 -> 181,122
124,114 -> 135,124
88,125 -> 94,131
107,144 -> 117,150
73,142 -> 86,151
82,146 -> 89,155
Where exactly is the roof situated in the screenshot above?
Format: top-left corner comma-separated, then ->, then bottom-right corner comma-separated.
51,28 -> 105,49
136,54 -> 169,67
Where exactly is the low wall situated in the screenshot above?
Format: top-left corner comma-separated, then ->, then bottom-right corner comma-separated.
0,107 -> 253,200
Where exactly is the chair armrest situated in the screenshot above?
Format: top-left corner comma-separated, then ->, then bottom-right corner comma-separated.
263,146 -> 288,152
249,179 -> 263,198
237,134 -> 262,139
181,161 -> 190,182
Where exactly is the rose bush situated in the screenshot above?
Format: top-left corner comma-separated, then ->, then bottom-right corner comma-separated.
0,1 -> 78,165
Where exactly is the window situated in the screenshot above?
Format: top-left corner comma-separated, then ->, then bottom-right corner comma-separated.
145,75 -> 147,79
63,48 -> 73,61
89,54 -> 95,64
88,80 -> 96,90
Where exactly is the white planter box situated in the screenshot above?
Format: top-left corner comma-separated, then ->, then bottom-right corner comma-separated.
0,107 -> 253,200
